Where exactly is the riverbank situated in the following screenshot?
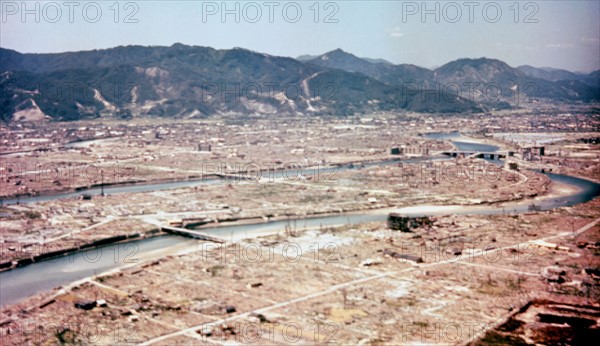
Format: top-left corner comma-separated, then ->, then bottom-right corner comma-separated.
1,170 -> 598,307
2,196 -> 598,344
0,229 -> 162,273
0,146 -> 570,275
0,166 -> 558,272
0,156 -> 406,204
1,131 -> 596,310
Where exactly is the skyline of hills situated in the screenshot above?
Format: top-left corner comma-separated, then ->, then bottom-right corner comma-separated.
1,44 -> 598,122
307,49 -> 599,103
2,44 -> 596,76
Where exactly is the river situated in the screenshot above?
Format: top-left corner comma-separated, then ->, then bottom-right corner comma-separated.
1,133 -> 598,307
2,132 -> 483,205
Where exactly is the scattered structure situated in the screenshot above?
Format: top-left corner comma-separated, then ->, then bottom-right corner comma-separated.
197,143 -> 212,152
477,299 -> 600,345
387,213 -> 431,232
391,145 -> 430,156
522,146 -> 545,161
442,150 -> 506,160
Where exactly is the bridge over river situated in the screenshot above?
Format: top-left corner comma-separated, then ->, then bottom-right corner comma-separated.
442,151 -> 508,160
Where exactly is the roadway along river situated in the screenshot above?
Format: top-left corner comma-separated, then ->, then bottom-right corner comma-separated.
1,158 -> 423,205
1,134 -> 598,307
0,131 -> 487,205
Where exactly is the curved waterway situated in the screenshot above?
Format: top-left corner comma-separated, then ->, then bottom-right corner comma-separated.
1,158 -> 421,205
2,133 -> 599,307
2,131 -> 491,205
423,130 -> 500,153
2,172 -> 598,307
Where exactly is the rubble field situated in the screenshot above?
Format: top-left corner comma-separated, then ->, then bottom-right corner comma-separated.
1,197 -> 597,345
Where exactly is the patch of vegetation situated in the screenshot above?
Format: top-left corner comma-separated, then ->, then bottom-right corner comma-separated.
55,328 -> 77,343
505,275 -> 526,291
207,265 -> 225,277
23,210 -> 41,219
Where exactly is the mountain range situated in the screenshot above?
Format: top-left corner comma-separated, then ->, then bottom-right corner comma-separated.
1,44 -> 598,122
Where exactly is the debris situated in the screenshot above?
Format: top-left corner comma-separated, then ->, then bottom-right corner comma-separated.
249,313 -> 268,323
39,299 -> 56,309
198,325 -> 214,336
220,323 -> 236,335
74,300 -> 97,310
383,249 -> 423,263
583,267 -> 600,278
360,258 -> 382,266
129,315 -> 139,322
541,266 -> 568,283
530,240 -> 570,251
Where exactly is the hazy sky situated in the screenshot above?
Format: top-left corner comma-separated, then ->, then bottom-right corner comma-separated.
1,1 -> 599,72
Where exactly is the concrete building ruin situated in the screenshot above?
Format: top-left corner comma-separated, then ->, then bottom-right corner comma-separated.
390,145 -> 429,156
387,213 -> 432,232
198,143 -> 212,152
522,146 -> 545,161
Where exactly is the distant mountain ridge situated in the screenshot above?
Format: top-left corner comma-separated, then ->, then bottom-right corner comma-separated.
307,49 -> 434,87
1,45 -> 598,122
517,65 -> 599,86
307,50 -> 600,105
